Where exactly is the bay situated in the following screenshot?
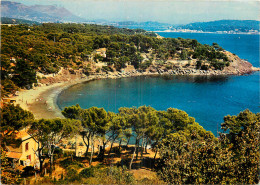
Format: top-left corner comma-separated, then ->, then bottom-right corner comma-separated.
57,32 -> 259,136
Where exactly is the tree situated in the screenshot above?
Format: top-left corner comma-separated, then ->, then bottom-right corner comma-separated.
221,110 -> 260,184
107,112 -> 125,155
180,49 -> 188,60
165,108 -> 195,132
1,79 -> 19,97
28,118 -> 81,174
157,110 -> 259,184
1,104 -> 34,143
28,119 -> 50,172
46,119 -> 81,174
157,123 -> 216,184
11,59 -> 37,88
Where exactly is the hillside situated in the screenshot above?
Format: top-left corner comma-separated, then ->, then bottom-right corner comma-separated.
173,20 -> 260,33
1,17 -> 40,25
1,1 -> 85,22
1,23 -> 257,96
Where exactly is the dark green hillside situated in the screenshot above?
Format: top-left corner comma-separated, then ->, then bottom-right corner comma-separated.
1,23 -> 229,95
1,17 -> 40,25
175,20 -> 260,32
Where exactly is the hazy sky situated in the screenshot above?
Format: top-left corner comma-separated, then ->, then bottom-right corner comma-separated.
7,0 -> 259,24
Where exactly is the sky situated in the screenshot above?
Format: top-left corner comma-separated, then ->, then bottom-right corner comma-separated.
6,0 -> 260,24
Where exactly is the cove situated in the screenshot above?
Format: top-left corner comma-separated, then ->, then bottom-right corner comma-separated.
57,73 -> 259,136
57,32 -> 259,136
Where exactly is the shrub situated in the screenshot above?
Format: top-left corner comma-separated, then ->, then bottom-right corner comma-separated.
60,158 -> 84,169
106,166 -> 135,184
80,167 -> 95,178
66,167 -> 80,182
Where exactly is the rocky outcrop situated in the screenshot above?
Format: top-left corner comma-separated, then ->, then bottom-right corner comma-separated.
39,67 -> 86,85
38,52 -> 259,86
223,51 -> 259,75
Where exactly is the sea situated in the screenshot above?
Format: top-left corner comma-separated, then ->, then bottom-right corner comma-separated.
57,32 -> 259,136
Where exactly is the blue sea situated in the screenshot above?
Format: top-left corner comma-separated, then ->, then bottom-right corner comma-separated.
57,32 -> 259,136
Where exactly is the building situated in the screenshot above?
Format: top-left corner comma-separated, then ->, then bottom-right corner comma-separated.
5,130 -> 40,168
93,48 -> 107,58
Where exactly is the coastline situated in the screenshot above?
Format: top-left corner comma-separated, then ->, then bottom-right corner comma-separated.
13,77 -> 97,119
13,67 -> 259,120
155,30 -> 260,35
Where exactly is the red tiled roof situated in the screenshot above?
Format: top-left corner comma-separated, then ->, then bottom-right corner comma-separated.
15,130 -> 30,139
3,130 -> 31,140
6,152 -> 22,159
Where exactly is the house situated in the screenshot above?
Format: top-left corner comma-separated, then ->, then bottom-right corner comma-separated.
93,48 -> 107,58
5,130 -> 40,168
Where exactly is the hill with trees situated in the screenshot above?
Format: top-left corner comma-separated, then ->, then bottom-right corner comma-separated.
174,20 -> 260,33
1,17 -> 40,25
3,23 -> 253,97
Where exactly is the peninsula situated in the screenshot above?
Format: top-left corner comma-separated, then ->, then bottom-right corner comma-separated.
1,23 -> 259,118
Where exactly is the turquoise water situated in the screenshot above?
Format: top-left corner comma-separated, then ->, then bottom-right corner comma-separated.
57,33 -> 259,136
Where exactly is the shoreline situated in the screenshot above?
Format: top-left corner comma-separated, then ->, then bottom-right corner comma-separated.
13,69 -> 259,120
13,77 -> 97,119
155,30 -> 260,35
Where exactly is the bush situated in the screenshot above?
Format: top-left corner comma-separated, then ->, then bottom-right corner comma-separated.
66,167 -> 80,182
79,166 -> 135,184
196,60 -> 202,69
201,65 -> 209,70
60,158 -> 84,169
105,166 -> 135,184
80,167 -> 95,178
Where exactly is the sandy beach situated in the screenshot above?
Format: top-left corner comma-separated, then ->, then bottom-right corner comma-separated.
12,69 -> 158,119
13,77 -> 96,119
12,60 -> 259,120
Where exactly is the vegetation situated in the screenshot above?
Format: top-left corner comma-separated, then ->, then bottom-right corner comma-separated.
1,17 -> 40,25
1,23 -> 230,96
156,109 -> 260,184
1,103 -> 259,184
175,20 -> 260,32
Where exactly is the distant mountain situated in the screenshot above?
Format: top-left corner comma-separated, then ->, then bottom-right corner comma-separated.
1,17 -> 40,25
174,20 -> 260,33
1,1 -> 86,23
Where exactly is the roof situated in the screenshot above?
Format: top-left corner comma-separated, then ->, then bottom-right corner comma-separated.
95,48 -> 106,52
4,130 -> 31,140
6,152 -> 22,159
6,145 -> 22,153
15,130 -> 30,140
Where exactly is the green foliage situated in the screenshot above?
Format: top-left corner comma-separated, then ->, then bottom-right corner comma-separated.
2,103 -> 259,184
1,79 -> 19,97
211,59 -> 227,70
1,17 -> 40,25
196,60 -> 202,69
80,167 -> 95,178
60,158 -> 84,169
80,166 -> 135,185
0,147 -> 22,184
11,59 -> 37,88
157,110 -> 260,184
140,60 -> 152,70
1,104 -> 34,137
2,23 -> 230,95
180,49 -> 188,60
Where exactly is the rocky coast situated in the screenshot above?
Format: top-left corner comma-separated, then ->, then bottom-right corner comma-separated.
12,51 -> 259,120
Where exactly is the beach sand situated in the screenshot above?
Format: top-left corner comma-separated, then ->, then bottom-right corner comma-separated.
13,77 -> 95,119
